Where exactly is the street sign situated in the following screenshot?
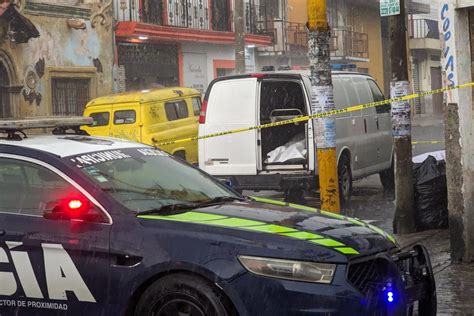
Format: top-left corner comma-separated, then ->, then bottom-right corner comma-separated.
380,0 -> 400,17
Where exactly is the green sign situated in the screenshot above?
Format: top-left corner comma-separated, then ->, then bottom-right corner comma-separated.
380,0 -> 400,17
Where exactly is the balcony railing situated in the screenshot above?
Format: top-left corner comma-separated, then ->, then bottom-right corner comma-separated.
330,29 -> 369,60
408,19 -> 440,39
286,22 -> 308,47
256,22 -> 369,61
116,0 -> 226,31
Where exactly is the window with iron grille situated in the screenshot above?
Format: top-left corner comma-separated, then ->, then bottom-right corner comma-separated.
51,78 -> 90,116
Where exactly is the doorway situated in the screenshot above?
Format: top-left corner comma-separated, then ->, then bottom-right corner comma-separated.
0,61 -> 12,118
431,67 -> 443,114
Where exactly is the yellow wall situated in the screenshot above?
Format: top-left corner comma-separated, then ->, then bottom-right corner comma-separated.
288,0 -> 308,24
287,0 -> 385,90
350,4 -> 385,90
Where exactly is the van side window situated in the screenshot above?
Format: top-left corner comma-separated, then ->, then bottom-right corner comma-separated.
341,78 -> 361,117
368,80 -> 390,114
114,110 -> 136,125
192,97 -> 202,116
165,100 -> 189,121
90,112 -> 110,126
353,77 -> 375,115
333,78 -> 350,118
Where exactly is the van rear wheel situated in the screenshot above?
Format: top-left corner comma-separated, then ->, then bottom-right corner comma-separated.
338,155 -> 352,206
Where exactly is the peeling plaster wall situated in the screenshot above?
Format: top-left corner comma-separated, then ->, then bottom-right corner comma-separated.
0,1 -> 114,118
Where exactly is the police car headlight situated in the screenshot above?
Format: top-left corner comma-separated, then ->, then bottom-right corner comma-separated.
238,256 -> 336,284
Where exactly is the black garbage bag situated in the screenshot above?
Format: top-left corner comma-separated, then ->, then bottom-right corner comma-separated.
413,155 -> 448,232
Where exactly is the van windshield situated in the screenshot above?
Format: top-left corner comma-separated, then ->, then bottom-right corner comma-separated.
64,148 -> 237,213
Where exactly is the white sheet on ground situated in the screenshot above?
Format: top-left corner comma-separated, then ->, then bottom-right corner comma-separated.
413,150 -> 446,164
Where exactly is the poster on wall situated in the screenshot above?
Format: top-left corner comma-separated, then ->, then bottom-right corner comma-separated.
183,53 -> 208,94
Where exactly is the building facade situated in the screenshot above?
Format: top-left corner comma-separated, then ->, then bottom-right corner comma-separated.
0,0 -> 114,119
409,0 -> 443,117
266,0 -> 385,89
114,0 -> 273,93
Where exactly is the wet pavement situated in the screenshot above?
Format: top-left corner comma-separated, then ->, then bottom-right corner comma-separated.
250,120 -> 474,314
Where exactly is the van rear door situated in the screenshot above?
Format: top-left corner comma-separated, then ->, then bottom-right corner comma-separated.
110,103 -> 142,143
199,78 -> 259,176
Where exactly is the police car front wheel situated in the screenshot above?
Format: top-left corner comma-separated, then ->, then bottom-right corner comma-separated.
134,273 -> 234,316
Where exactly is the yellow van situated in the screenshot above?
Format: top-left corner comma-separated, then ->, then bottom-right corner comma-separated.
83,87 -> 201,164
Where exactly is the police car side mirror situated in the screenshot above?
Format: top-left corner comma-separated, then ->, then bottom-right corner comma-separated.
43,198 -> 105,223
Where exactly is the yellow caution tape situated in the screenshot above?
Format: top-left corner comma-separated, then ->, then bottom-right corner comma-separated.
155,82 -> 474,147
412,140 -> 445,145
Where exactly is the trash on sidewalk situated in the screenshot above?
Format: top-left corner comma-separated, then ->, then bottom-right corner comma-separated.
413,151 -> 448,232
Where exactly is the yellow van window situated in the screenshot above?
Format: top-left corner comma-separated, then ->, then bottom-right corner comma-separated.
90,112 -> 110,126
114,110 -> 136,125
192,97 -> 201,116
165,100 -> 189,121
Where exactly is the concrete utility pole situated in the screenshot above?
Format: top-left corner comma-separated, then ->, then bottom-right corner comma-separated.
234,0 -> 246,74
439,0 -> 474,262
307,0 -> 340,213
388,0 -> 416,234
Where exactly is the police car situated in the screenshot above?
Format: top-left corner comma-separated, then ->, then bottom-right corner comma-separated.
0,118 -> 436,315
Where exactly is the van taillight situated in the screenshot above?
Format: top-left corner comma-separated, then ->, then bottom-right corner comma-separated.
199,100 -> 208,124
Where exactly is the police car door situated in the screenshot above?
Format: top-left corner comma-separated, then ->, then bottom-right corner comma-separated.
0,155 -> 110,315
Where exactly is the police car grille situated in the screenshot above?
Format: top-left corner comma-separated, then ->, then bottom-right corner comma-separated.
348,260 -> 382,297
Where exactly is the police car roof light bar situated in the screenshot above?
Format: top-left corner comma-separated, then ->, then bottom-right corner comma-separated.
0,116 -> 93,131
0,117 -> 93,140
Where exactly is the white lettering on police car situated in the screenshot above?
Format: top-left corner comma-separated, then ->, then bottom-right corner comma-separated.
43,244 -> 96,302
7,242 -> 44,299
71,150 -> 132,167
0,248 -> 17,296
137,148 -> 167,157
0,243 -> 96,303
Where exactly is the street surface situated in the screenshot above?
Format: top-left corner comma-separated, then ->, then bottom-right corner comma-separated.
250,118 -> 474,314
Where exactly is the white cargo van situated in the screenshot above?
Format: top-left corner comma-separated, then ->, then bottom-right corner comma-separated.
198,71 -> 394,202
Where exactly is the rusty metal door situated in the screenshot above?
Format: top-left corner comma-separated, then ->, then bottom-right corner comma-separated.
431,67 -> 443,115
51,78 -> 90,116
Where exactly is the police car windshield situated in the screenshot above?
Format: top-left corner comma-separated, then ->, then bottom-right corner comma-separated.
65,147 -> 237,213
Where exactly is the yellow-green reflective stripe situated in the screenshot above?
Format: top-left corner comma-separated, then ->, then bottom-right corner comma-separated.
139,212 -> 359,255
346,217 -> 366,226
288,203 -> 318,212
212,217 -> 265,228
368,224 -> 397,244
245,224 -> 297,234
157,212 -> 228,222
320,210 -> 345,220
251,196 -> 396,245
281,231 -> 323,240
336,247 -> 360,255
310,239 -> 345,247
250,196 -> 287,206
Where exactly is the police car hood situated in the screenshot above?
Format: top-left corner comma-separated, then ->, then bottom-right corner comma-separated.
139,197 -> 397,257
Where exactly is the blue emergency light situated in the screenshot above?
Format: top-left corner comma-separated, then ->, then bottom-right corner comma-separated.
384,282 -> 396,304
387,291 -> 394,303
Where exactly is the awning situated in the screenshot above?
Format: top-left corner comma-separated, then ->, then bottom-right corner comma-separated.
0,3 -> 39,43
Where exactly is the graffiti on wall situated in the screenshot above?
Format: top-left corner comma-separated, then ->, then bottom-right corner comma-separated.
440,2 -> 456,88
